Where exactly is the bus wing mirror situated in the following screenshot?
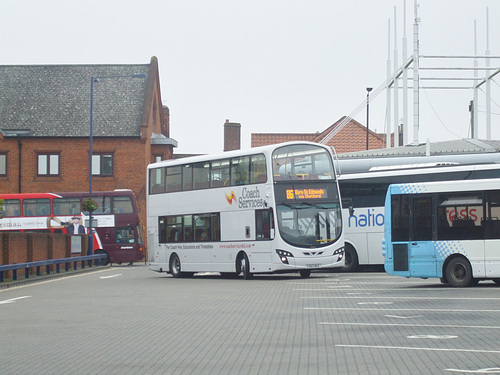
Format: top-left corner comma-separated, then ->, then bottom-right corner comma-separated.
342,198 -> 354,216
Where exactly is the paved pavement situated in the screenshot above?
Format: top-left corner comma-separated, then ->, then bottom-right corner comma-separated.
1,265 -> 500,374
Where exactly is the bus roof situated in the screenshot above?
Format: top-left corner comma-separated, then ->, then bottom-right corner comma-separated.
338,162 -> 500,181
147,141 -> 332,170
389,177 -> 500,194
0,193 -> 62,199
56,190 -> 134,196
0,190 -> 134,200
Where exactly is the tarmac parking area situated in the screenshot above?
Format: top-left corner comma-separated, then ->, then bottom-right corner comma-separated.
1,266 -> 499,374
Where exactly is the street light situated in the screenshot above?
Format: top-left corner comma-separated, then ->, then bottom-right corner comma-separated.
366,87 -> 373,150
88,73 -> 147,255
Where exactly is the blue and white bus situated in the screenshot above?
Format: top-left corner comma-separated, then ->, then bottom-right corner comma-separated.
382,178 -> 500,287
338,163 -> 500,271
147,142 -> 345,279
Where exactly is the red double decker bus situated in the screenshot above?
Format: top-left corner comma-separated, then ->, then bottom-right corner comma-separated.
0,190 -> 144,264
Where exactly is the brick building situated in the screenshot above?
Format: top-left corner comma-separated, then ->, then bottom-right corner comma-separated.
0,56 -> 176,243
251,116 -> 392,153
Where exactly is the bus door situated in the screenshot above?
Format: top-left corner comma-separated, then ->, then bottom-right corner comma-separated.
390,194 -> 436,277
254,209 -> 274,269
484,191 -> 500,277
408,196 -> 437,278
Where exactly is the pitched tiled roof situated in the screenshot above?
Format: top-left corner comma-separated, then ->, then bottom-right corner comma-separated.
0,63 -> 150,137
251,117 -> 387,154
251,133 -> 314,147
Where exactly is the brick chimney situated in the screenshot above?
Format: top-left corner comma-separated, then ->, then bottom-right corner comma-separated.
223,119 -> 241,151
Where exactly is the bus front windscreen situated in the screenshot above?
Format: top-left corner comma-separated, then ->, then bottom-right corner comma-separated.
272,144 -> 335,181
277,201 -> 342,248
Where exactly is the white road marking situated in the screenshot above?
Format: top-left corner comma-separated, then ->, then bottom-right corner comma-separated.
319,322 -> 500,330
303,296 -> 500,301
445,368 -> 500,373
358,302 -> 393,305
99,274 -> 122,279
306,307 -> 500,312
335,344 -> 500,354
0,296 -> 31,304
310,287 -> 479,292
0,268 -> 112,292
407,334 -> 458,339
385,315 -> 423,319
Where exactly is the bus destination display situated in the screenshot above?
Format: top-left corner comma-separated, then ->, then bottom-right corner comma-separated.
286,187 -> 328,200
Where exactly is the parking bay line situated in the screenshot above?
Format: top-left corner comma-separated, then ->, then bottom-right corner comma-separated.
335,344 -> 500,355
305,307 -> 500,313
303,296 -> 500,301
319,322 -> 500,330
293,290 -> 482,292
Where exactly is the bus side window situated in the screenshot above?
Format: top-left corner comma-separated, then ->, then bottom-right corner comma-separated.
231,156 -> 250,185
412,197 -> 432,241
391,195 -> 409,242
3,199 -> 21,217
113,197 -> 133,214
194,162 -> 210,189
250,154 -> 267,184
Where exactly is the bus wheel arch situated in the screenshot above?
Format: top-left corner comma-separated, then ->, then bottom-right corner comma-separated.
443,255 -> 475,287
341,243 -> 359,272
236,251 -> 252,279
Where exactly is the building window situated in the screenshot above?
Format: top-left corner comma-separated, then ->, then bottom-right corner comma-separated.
0,154 -> 6,176
92,154 -> 113,176
38,153 -> 59,176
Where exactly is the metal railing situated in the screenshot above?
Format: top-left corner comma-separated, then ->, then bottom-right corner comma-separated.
0,254 -> 108,283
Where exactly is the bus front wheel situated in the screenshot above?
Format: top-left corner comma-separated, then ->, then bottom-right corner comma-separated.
299,269 -> 311,278
341,244 -> 359,272
445,257 -> 474,287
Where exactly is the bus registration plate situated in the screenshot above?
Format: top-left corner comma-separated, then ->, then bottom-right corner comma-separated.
307,264 -> 320,268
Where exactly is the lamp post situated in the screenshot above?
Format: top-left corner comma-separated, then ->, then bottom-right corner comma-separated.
88,73 -> 147,255
366,87 -> 373,150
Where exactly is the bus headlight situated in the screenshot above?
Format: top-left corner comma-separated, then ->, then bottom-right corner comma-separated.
276,249 -> 294,264
333,247 -> 344,261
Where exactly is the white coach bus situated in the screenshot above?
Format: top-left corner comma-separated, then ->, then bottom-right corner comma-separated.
147,142 -> 345,279
338,162 -> 500,271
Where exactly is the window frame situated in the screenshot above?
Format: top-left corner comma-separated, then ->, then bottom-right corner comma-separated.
37,152 -> 60,176
0,153 -> 6,176
92,153 -> 114,176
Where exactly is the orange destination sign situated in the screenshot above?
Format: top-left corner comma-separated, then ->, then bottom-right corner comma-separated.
286,188 -> 327,200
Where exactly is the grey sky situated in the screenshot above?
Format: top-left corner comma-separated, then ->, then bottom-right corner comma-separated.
1,0 -> 499,154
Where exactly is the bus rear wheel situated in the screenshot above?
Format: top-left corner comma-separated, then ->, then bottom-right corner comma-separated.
445,257 -> 474,287
169,254 -> 183,278
94,249 -> 109,266
239,253 -> 253,280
